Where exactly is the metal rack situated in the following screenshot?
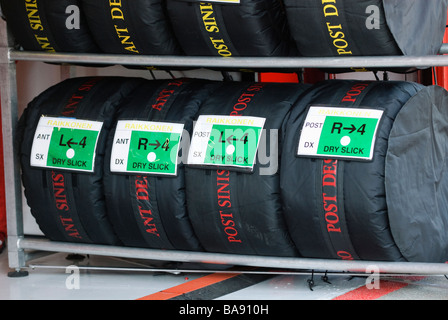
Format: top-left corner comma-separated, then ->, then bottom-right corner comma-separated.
8,44 -> 448,69
2,18 -> 448,277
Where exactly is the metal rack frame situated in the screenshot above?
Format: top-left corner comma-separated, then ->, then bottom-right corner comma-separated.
2,18 -> 448,276
7,44 -> 448,69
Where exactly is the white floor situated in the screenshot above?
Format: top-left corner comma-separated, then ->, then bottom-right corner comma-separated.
1,247 -> 448,301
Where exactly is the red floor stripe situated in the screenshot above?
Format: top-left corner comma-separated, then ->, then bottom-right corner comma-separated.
333,280 -> 409,300
137,273 -> 240,300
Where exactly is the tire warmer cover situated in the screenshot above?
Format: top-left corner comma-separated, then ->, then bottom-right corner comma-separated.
0,0 -> 100,53
281,80 -> 448,263
382,0 -> 448,56
282,0 -> 447,72
19,77 -> 145,245
80,0 -> 182,56
103,79 -> 218,251
185,81 -> 309,257
283,0 -> 447,57
166,0 -> 297,57
385,85 -> 448,263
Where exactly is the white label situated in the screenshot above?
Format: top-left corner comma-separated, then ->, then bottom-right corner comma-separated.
30,116 -> 103,172
187,115 -> 265,170
110,120 -> 184,176
297,106 -> 384,161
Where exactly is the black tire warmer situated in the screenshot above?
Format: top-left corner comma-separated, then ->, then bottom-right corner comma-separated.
281,80 -> 448,263
102,79 -> 218,251
0,0 -> 100,53
80,0 -> 182,56
185,81 -> 309,257
283,0 -> 448,72
166,0 -> 297,57
283,0 -> 447,57
19,77 -> 145,245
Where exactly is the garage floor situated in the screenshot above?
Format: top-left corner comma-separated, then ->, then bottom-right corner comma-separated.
1,247 -> 447,302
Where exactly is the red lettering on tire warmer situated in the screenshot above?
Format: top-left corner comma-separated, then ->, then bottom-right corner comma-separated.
51,78 -> 103,240
321,83 -> 369,260
52,171 -> 81,240
216,83 -> 265,244
133,80 -> 185,241
321,159 -> 355,260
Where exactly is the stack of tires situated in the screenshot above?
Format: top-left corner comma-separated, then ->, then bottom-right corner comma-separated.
184,81 -> 309,257
19,77 -> 146,245
80,0 -> 182,56
0,0 -> 297,58
0,0 -> 100,53
19,77 -> 448,263
2,0 -> 446,66
281,80 -> 448,263
102,79 -> 218,251
283,0 -> 447,58
166,0 -> 297,57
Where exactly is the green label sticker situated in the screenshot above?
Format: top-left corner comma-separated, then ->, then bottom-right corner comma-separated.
110,120 -> 184,176
188,115 -> 265,170
297,106 -> 384,161
30,117 -> 103,172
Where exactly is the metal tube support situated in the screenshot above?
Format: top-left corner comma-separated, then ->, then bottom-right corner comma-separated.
18,237 -> 448,276
439,43 -> 448,55
0,20 -> 26,272
8,49 -> 448,70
